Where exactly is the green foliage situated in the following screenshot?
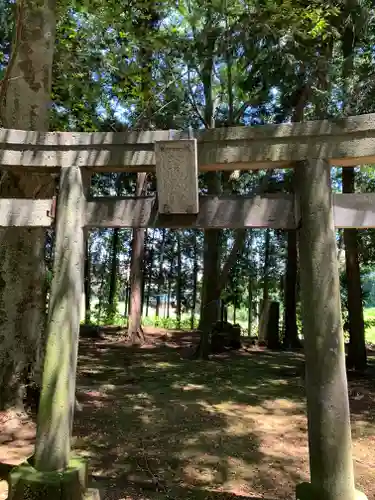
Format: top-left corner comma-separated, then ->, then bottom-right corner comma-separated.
143,315 -> 195,330
2,0 -> 375,341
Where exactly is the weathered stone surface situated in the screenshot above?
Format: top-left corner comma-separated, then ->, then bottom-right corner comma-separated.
3,192 -> 375,231
297,158 -> 356,500
0,199 -> 53,227
155,139 -> 199,215
4,193 -> 375,230
34,166 -> 85,472
2,135 -> 375,170
8,457 -> 90,500
2,113 -> 375,145
2,113 -> 375,170
85,194 -> 296,229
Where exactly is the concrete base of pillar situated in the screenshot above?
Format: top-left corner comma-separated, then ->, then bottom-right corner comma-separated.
296,481 -> 368,500
8,456 -> 100,500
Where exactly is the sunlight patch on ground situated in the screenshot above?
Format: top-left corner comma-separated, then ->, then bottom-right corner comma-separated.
173,382 -> 208,392
71,333 -> 375,499
261,398 -> 305,414
153,361 -> 178,369
166,394 -> 311,494
98,383 -> 117,392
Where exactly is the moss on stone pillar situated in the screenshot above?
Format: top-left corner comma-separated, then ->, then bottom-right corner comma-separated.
34,166 -> 85,472
8,457 -> 99,500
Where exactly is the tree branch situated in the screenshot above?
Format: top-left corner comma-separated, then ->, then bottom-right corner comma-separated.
217,169 -> 275,294
187,68 -> 208,127
219,229 -> 247,292
233,101 -> 253,122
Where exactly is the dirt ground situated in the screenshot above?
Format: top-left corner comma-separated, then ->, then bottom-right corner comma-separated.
1,327 -> 375,500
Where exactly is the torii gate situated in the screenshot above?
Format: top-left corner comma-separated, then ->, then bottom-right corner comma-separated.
2,114 -> 372,500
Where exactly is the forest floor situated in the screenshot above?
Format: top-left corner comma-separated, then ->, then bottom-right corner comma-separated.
0,328 -> 375,500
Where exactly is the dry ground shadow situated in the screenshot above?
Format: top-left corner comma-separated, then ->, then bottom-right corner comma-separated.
0,327 -> 374,500
72,328 -> 375,499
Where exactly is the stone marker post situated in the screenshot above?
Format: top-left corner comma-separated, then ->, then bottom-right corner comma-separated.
295,158 -> 367,500
8,165 -> 99,500
155,139 -> 199,215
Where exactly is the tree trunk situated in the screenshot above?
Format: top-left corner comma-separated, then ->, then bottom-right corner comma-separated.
123,282 -> 130,319
262,229 -> 270,305
191,231 -> 198,330
283,229 -> 300,348
259,230 -> 272,345
145,261 -> 152,317
141,262 -> 146,317
199,206 -> 221,325
108,228 -> 119,323
156,291 -> 161,318
266,302 -> 281,350
282,84 -> 309,350
194,22 -> 219,359
0,0 -> 56,410
127,4 -> 158,342
342,168 -> 367,371
145,233 -> 155,317
247,276 -> 253,336
197,225 -> 220,358
176,232 -> 182,329
340,7 -> 367,372
156,229 -> 166,318
84,233 -> 91,324
221,302 -> 228,323
197,225 -> 246,358
97,270 -> 106,323
127,174 -> 146,344
145,289 -> 150,317
141,230 -> 149,316
167,278 -> 171,319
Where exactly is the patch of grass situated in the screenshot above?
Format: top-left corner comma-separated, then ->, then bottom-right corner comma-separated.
87,301 -> 375,344
364,307 -> 375,344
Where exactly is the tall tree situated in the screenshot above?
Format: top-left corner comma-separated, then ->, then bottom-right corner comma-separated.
176,231 -> 182,328
108,228 -> 120,322
340,0 -> 367,371
191,230 -> 199,329
84,233 -> 91,324
192,2 -> 249,357
283,86 -> 309,349
128,177 -> 147,343
127,3 -> 160,343
0,0 -> 56,409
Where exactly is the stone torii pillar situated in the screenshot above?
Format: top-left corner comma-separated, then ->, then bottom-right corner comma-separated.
295,158 -> 367,500
8,165 -> 98,499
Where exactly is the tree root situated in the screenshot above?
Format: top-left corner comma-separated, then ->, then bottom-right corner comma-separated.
127,325 -> 146,346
